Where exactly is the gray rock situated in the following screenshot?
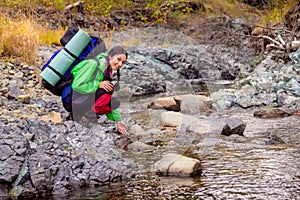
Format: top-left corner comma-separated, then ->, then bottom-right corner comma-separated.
127,141 -> 155,152
221,117 -> 246,136
7,84 -> 24,100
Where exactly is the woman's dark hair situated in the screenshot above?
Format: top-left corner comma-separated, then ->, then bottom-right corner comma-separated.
108,46 -> 128,59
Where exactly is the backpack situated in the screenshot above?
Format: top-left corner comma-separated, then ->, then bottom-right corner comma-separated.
40,26 -> 106,96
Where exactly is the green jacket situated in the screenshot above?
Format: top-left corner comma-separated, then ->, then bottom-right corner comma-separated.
71,53 -> 122,122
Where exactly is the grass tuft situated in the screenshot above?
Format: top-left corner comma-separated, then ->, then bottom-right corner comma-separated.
37,26 -> 65,46
0,18 -> 39,64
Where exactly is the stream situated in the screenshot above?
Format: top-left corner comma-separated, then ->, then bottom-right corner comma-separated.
62,89 -> 300,199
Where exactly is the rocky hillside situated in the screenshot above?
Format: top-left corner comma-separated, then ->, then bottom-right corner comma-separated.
1,1 -> 299,64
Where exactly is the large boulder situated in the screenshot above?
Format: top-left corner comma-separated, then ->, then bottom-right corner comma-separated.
151,153 -> 201,176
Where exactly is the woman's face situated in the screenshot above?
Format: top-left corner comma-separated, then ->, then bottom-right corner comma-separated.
109,54 -> 127,71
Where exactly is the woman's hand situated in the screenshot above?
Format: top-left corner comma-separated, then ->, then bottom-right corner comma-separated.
117,121 -> 128,135
100,81 -> 114,92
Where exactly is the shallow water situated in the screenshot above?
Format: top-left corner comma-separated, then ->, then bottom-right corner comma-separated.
196,143 -> 300,199
193,111 -> 300,199
63,97 -> 300,200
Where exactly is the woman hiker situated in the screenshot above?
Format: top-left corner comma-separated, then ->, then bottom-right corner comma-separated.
63,45 -> 128,135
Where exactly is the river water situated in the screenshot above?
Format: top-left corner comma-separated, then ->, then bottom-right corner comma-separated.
64,94 -> 300,199
195,111 -> 300,199
127,99 -> 300,199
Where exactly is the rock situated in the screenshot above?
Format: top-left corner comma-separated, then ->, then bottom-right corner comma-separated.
189,117 -> 224,134
174,94 -> 213,114
160,111 -> 198,128
0,87 -> 9,94
0,133 -> 27,184
233,85 -> 257,108
210,89 -> 235,109
0,184 -> 8,198
253,54 -> 276,74
17,94 -> 31,104
7,84 -> 24,100
147,97 -> 180,111
145,128 -> 160,135
221,117 -> 246,136
148,95 -> 213,114
151,153 -> 201,176
22,133 -> 35,141
253,108 -> 293,118
127,141 -> 155,152
160,111 -> 183,127
14,71 -> 24,79
287,78 -> 300,96
113,134 -> 132,149
283,95 -> 299,105
265,135 -> 286,145
160,111 -> 213,134
129,124 -> 146,136
0,144 -> 15,160
0,156 -> 24,183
